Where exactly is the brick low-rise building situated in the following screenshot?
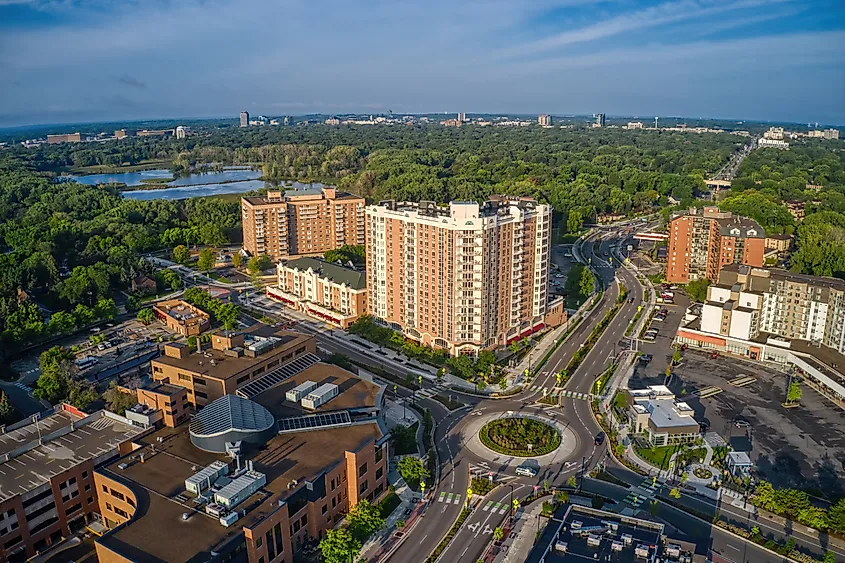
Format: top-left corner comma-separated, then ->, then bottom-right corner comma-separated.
0,404 -> 148,563
241,186 -> 365,261
266,257 -> 366,328
152,299 -> 210,336
150,325 -> 317,408
93,361 -> 389,563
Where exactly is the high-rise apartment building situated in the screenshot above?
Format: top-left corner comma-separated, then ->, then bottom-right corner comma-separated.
365,197 -> 551,356
666,207 -> 765,283
538,114 -> 552,126
595,113 -> 606,127
241,187 -> 365,261
457,112 -> 467,122
240,111 -> 250,128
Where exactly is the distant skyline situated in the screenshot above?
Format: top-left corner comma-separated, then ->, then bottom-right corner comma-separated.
1,0 -> 844,128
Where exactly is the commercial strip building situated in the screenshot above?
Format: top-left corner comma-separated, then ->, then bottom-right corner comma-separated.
365,196 -> 556,356
622,385 -> 700,447
93,359 -> 389,563
676,264 -> 845,404
150,324 -> 317,408
0,404 -> 149,562
266,257 -> 366,328
666,206 -> 765,284
152,299 -> 211,336
527,504 -> 666,563
241,186 -> 365,261
46,133 -> 82,144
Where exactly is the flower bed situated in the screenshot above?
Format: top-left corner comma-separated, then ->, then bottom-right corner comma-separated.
693,467 -> 713,480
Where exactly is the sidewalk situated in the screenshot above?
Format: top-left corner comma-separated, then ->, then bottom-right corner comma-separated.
492,502 -> 545,563
359,473 -> 423,562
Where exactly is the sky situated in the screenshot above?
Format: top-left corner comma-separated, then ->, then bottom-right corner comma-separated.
1,0 -> 844,127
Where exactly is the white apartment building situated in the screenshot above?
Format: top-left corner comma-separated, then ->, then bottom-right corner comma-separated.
758,138 -> 789,149
365,197 -> 552,356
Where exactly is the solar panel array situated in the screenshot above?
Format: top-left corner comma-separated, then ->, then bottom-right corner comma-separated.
236,353 -> 321,399
277,410 -> 352,433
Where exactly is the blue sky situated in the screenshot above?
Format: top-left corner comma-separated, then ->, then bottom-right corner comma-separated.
1,0 -> 844,127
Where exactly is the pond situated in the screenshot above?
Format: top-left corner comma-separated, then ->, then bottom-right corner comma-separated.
122,180 -> 329,201
70,167 -> 261,187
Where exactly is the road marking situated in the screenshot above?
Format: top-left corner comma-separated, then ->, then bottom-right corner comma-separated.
438,492 -> 446,503
446,493 -> 453,503
483,501 -> 493,511
727,544 -> 740,551
454,494 -> 462,505
499,507 -> 507,515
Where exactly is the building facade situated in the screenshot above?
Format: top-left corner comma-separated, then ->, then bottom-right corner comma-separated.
240,111 -> 249,128
538,114 -> 552,126
46,133 -> 81,144
699,265 -> 845,353
365,197 -> 551,356
266,257 -> 366,328
150,325 -> 317,408
666,206 -> 765,283
625,385 -> 700,446
241,187 -> 365,261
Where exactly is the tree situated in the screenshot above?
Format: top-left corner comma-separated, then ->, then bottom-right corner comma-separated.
247,255 -> 271,274
347,499 -> 385,540
555,490 -> 569,504
103,382 -> 138,416
396,519 -> 405,529
68,381 -> 99,411
493,527 -> 504,541
391,424 -> 417,455
787,380 -> 802,404
0,392 -> 18,425
95,297 -> 118,320
685,278 -> 710,303
73,304 -> 96,326
320,528 -> 362,563
231,252 -> 243,269
672,349 -> 682,365
137,308 -> 154,325
670,488 -> 681,499
48,311 -> 77,334
197,247 -> 216,273
579,266 -> 595,298
33,346 -> 75,404
567,476 -> 577,488
828,498 -> 845,534
172,245 -> 191,264
397,456 -> 429,487
823,551 -> 836,563
2,301 -> 45,343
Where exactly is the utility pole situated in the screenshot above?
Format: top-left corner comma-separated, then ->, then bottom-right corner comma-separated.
578,456 -> 586,493
508,484 -> 515,522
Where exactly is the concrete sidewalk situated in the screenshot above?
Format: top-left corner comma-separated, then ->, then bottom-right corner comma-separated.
492,502 -> 545,563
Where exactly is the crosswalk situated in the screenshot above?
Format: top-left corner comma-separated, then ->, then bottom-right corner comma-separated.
527,385 -> 590,401
437,492 -> 463,505
622,479 -> 660,509
481,501 -> 509,515
13,382 -> 32,393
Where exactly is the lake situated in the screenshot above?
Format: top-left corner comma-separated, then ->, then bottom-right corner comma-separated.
70,167 -> 261,187
122,180 -> 268,200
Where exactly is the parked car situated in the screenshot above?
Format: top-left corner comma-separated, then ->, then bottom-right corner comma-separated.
639,354 -> 653,364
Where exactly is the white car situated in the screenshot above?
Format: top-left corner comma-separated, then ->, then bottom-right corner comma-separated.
515,465 -> 537,477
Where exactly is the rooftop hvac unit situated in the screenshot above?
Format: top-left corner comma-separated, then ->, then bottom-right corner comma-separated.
571,521 -> 583,530
219,512 -> 240,527
621,533 -> 633,546
635,544 -> 651,558
301,383 -> 339,410
666,544 -> 681,558
611,541 -> 623,552
214,470 -> 267,509
185,461 -> 230,494
587,535 -> 601,547
554,541 -> 567,553
286,381 -> 318,403
205,503 -> 226,517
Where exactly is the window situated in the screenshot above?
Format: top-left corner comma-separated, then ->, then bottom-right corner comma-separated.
195,391 -> 208,399
178,373 -> 190,381
375,446 -> 383,463
266,530 -> 276,560
255,536 -> 263,549
236,374 -> 250,385
66,502 -> 82,515
111,489 -> 125,502
358,463 -> 367,477
106,503 -> 112,511
332,497 -> 337,508
85,484 -> 91,492
102,485 -> 109,493
376,467 -> 383,481
193,377 -> 207,386
359,480 -> 368,495
331,478 -> 336,491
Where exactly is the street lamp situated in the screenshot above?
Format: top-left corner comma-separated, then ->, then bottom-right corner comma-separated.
508,484 -> 515,522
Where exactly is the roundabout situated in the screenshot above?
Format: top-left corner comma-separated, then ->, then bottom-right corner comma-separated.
479,416 -> 561,457
455,408 -> 581,471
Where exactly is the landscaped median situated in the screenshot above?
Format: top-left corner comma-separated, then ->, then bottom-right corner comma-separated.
424,507 -> 472,563
564,285 -> 629,376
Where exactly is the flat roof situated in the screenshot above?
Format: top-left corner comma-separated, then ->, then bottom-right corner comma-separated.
152,325 -> 313,382
0,408 -> 146,502
252,363 -> 381,418
646,399 -> 698,430
528,505 -> 663,563
98,420 -> 382,563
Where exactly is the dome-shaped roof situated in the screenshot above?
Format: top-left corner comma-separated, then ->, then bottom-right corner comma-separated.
190,395 -> 275,447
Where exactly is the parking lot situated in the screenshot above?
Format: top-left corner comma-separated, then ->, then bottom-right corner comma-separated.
549,244 -> 578,298
631,348 -> 845,496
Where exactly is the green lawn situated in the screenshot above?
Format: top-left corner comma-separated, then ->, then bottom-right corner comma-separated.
377,492 -> 402,518
633,444 -> 677,469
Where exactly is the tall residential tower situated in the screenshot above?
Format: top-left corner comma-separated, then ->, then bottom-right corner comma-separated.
365,197 -> 552,356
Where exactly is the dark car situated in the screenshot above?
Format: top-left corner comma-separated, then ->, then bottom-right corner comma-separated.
639,354 -> 653,364
595,432 -> 606,445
